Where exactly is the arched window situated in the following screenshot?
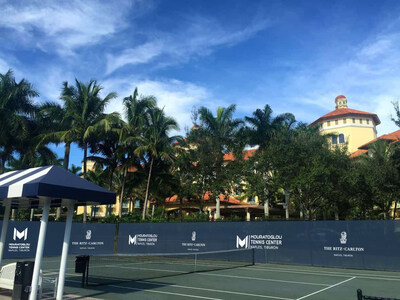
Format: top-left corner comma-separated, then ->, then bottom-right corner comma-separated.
332,136 -> 338,145
339,134 -> 345,144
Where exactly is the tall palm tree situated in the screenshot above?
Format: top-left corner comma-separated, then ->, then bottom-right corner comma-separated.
198,105 -> 243,152
60,79 -> 119,222
88,129 -> 123,216
136,107 -> 180,219
243,105 -> 295,217
244,104 -> 295,150
360,140 -> 399,219
196,105 -> 243,218
10,117 -> 60,169
117,88 -> 157,218
0,69 -> 38,173
38,102 -> 75,170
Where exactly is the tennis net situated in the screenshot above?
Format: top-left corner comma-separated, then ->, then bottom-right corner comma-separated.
82,248 -> 254,286
357,289 -> 400,300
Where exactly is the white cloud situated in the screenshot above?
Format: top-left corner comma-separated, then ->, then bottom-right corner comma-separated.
252,32 -> 400,136
33,68 -> 75,102
0,57 -> 10,73
358,38 -> 393,60
106,41 -> 164,75
0,0 -> 134,56
106,16 -> 271,74
103,77 -> 212,134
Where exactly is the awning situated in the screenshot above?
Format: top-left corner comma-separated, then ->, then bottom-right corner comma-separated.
0,165 -> 115,208
0,165 -> 116,299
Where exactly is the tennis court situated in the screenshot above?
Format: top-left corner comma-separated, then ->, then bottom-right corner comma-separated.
4,253 -> 396,300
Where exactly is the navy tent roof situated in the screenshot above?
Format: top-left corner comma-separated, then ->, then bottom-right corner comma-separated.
0,166 -> 116,208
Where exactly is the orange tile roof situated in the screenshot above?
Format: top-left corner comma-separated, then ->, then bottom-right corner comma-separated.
223,149 -> 257,161
358,130 -> 400,150
335,95 -> 346,100
349,149 -> 368,159
310,108 -> 380,126
165,192 -> 247,205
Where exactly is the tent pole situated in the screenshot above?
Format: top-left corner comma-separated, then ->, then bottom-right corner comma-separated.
30,199 -> 50,300
56,201 -> 75,300
0,199 -> 11,266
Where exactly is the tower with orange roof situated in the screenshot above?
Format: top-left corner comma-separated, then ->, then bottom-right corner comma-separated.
310,95 -> 380,154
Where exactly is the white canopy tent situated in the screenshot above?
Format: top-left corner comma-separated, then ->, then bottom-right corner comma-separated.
0,166 -> 116,300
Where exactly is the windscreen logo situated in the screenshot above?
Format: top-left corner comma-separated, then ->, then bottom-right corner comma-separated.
236,235 -> 249,248
128,233 -> 157,246
340,232 -> 347,244
129,234 -> 137,245
13,228 -> 28,241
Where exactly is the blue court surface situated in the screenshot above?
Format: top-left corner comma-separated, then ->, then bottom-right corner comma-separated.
2,255 -> 397,300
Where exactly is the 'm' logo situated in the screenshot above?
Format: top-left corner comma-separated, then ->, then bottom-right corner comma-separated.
236,235 -> 249,248
85,230 -> 92,240
129,234 -> 137,245
340,232 -> 347,244
13,228 -> 28,241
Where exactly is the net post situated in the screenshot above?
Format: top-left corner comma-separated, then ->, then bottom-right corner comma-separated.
81,269 -> 85,287
86,257 -> 89,286
194,253 -> 197,272
252,248 -> 255,265
357,289 -> 363,300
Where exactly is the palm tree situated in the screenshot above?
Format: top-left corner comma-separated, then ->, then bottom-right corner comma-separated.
88,129 -> 123,216
0,69 -> 38,173
117,88 -> 157,218
360,140 -> 400,219
244,104 -> 295,150
10,117 -> 60,169
69,164 -> 82,176
244,105 -> 295,217
37,102 -> 75,170
135,107 -> 180,220
198,105 -> 243,152
60,79 -> 119,222
196,105 -> 243,218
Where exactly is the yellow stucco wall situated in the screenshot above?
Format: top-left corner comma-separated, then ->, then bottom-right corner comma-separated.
77,160 -> 118,218
319,117 -> 377,154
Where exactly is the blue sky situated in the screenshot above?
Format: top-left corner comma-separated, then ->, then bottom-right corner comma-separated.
1,0 -> 400,167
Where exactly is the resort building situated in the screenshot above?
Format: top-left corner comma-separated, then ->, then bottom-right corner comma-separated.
78,94 -> 398,220
310,95 -> 380,154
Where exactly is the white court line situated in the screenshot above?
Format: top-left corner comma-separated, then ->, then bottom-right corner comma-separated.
99,265 -> 329,286
295,277 -> 356,300
44,259 -> 400,281
146,259 -> 247,269
136,280 -> 294,300
44,261 -> 147,272
247,266 -> 400,280
253,264 -> 400,278
127,259 -> 400,281
65,279 -> 223,300
105,265 -> 186,273
65,276 -> 294,299
198,273 -> 329,286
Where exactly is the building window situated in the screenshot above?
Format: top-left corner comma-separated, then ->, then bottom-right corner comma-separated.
327,121 -> 331,126
352,118 -> 355,123
367,119 -> 370,125
332,136 -> 338,145
335,119 -> 338,125
339,134 -> 345,144
360,119 -> 363,124
343,118 -> 346,124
